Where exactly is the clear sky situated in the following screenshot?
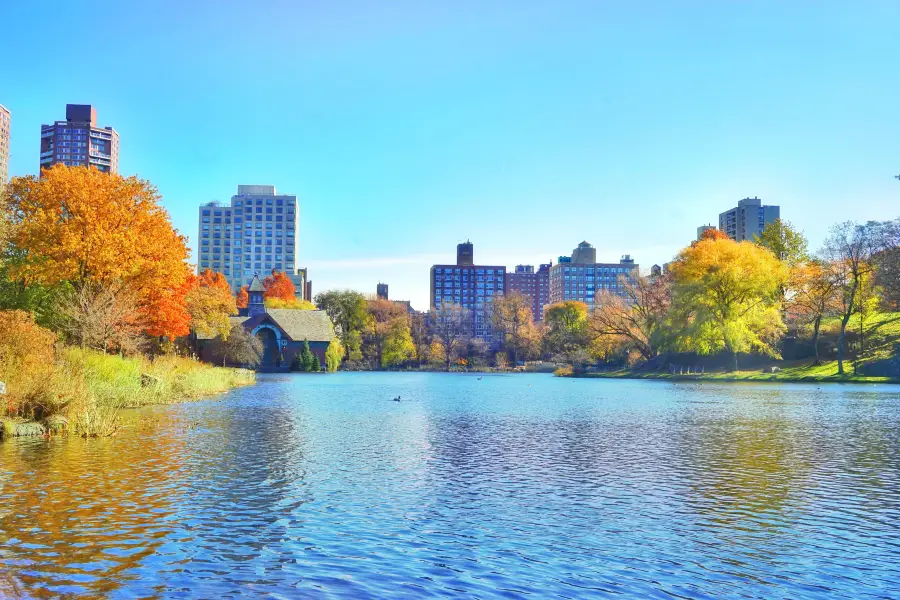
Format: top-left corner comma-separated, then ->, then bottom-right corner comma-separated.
2,1 -> 898,310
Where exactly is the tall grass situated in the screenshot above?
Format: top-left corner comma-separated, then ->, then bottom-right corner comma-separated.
60,347 -> 255,409
1,347 -> 254,438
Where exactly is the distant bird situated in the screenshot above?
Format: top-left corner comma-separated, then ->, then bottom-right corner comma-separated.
477,376 -> 483,380
392,396 -> 401,402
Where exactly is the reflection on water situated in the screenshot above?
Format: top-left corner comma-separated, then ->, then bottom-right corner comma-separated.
1,374 -> 899,598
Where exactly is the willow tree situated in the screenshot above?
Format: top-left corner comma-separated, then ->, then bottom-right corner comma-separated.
670,236 -> 786,371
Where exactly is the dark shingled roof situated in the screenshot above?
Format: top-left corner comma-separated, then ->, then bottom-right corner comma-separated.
248,274 -> 265,293
195,310 -> 335,343
266,309 -> 335,342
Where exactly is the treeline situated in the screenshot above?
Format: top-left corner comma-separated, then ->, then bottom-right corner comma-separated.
312,218 -> 899,374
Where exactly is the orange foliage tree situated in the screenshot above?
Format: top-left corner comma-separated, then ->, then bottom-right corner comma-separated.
263,270 -> 296,301
6,165 -> 193,340
236,285 -> 249,309
186,269 -> 238,340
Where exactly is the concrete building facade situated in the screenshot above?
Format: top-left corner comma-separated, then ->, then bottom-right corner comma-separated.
549,242 -> 639,309
0,104 -> 10,185
40,104 -> 119,173
198,185 -> 309,297
718,197 -> 780,241
505,263 -> 551,322
430,242 -> 505,345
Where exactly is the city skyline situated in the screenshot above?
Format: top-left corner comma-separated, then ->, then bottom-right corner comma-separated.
2,1 -> 899,310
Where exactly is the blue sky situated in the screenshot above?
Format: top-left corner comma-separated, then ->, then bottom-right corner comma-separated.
2,1 -> 898,310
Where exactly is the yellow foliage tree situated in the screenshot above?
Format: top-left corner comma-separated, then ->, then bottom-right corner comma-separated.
491,292 -> 539,364
187,269 -> 238,341
6,165 -> 192,340
670,236 -> 786,371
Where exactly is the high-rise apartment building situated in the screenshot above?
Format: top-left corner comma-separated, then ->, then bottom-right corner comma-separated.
198,185 -> 306,295
430,242 -> 506,345
549,242 -> 639,308
718,197 -> 780,241
505,263 -> 551,322
0,104 -> 10,185
40,104 -> 119,173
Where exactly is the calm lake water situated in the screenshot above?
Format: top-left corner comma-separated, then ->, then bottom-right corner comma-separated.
1,373 -> 900,599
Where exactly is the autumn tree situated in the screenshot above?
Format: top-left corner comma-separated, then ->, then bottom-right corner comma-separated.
364,297 -> 412,368
430,301 -> 472,371
409,311 -> 431,365
58,281 -> 144,354
186,269 -> 238,341
589,273 -> 671,362
5,165 -> 192,340
670,236 -> 786,371
871,218 -> 900,309
266,297 -> 316,310
543,301 -> 590,359
491,292 -> 539,365
325,338 -> 344,372
382,318 -> 416,367
236,286 -> 249,309
210,324 -> 263,367
822,221 -> 881,375
263,270 -> 296,301
787,260 -> 841,361
698,228 -> 730,242
315,290 -> 368,361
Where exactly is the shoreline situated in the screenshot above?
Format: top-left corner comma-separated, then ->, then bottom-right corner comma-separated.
568,371 -> 900,385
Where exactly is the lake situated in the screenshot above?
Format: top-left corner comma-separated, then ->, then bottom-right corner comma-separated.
1,373 -> 899,598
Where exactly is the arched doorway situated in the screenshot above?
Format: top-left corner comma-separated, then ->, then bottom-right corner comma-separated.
255,328 -> 280,367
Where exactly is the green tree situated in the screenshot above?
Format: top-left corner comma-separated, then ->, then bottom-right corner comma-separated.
296,338 -> 319,372
670,236 -> 786,371
543,301 -> 590,359
325,338 -> 344,372
314,290 -> 368,361
755,219 -> 808,308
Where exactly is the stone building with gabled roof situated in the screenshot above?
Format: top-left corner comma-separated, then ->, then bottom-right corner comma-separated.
199,274 -> 335,370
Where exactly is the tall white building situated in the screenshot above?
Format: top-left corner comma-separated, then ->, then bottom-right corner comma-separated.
198,185 -> 307,296
718,197 -> 780,241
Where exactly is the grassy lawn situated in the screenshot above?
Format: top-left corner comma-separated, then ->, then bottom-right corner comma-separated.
581,312 -> 900,384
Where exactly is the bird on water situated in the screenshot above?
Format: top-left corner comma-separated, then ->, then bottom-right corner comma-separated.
393,396 -> 401,402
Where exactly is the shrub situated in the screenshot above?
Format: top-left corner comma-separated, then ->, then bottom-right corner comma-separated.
553,365 -> 574,377
0,310 -> 61,418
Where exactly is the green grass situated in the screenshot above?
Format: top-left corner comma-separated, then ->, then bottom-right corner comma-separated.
61,347 -> 256,409
579,311 -> 900,385
582,362 -> 897,384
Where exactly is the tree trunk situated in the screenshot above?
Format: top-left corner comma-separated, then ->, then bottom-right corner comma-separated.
732,350 -> 739,373
811,316 -> 822,362
837,281 -> 858,376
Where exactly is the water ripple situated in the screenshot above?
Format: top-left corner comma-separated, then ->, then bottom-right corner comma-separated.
1,374 -> 899,598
